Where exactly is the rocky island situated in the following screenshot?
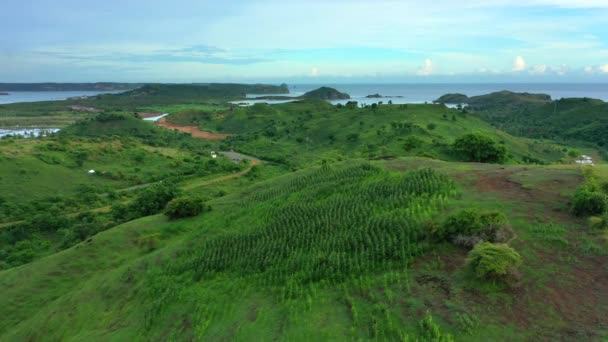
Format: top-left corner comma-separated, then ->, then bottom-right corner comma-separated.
0,92 -> 9,95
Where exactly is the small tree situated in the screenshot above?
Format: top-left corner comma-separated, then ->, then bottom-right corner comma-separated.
452,133 -> 507,163
466,242 -> 521,279
165,196 -> 209,220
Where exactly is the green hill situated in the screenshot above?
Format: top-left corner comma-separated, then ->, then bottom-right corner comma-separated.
434,93 -> 468,104
1,158 -> 606,340
89,83 -> 289,108
187,100 -> 574,166
456,92 -> 608,150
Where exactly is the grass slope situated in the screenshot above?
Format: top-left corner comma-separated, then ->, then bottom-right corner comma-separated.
1,159 -> 606,340
197,100 -> 573,166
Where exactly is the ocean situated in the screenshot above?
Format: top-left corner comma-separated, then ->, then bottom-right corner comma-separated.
284,83 -> 608,106
0,84 -> 606,106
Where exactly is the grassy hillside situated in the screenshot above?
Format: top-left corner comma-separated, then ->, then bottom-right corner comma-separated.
1,159 -> 605,340
186,100 -> 575,166
451,91 -> 608,153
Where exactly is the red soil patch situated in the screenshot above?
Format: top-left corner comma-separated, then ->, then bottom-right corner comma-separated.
155,118 -> 231,141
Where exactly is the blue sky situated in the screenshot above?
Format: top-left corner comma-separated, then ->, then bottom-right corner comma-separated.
1,0 -> 608,83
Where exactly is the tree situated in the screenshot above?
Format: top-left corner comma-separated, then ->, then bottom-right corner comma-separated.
466,242 -> 521,279
452,133 -> 507,163
572,187 -> 607,216
165,196 -> 209,220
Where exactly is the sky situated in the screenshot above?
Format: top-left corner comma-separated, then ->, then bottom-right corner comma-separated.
1,0 -> 608,83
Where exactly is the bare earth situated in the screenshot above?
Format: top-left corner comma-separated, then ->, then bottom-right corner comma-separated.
155,118 -> 230,140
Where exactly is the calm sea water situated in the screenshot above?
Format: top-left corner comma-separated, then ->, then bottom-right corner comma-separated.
1,84 -> 606,106
0,90 -> 124,105
285,83 -> 608,105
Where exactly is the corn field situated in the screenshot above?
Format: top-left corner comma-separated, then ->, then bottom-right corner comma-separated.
170,163 -> 455,289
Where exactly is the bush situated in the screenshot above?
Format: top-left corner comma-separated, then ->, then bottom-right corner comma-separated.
452,133 -> 507,163
112,182 -> 180,221
165,196 -> 209,220
403,136 -> 424,151
466,242 -> 522,279
588,213 -> 608,231
438,209 -> 508,248
426,123 -> 437,130
572,187 -> 607,216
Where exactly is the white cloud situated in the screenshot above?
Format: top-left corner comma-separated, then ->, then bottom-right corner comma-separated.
512,56 -> 526,71
584,66 -> 594,73
600,64 -> 608,73
550,65 -> 568,75
417,58 -> 433,75
530,64 -> 547,74
311,67 -> 319,77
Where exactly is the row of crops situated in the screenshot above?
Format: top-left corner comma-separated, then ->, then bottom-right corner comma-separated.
169,163 -> 456,286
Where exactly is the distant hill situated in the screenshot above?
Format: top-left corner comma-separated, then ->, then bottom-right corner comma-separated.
0,83 -> 142,92
87,83 -> 289,108
465,91 -> 552,111
434,93 -> 468,104
443,90 -> 608,150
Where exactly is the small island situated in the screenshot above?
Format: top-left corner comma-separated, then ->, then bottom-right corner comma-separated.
0,92 -> 9,96
254,86 -> 350,101
366,93 -> 383,98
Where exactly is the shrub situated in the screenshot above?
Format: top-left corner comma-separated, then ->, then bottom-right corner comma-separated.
438,209 -> 508,248
426,123 -> 437,130
572,187 -> 607,216
112,182 -> 180,221
466,242 -> 522,279
452,133 -> 507,163
165,196 -> 209,220
403,136 -> 424,151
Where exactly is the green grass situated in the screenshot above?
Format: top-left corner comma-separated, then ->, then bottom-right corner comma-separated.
188,100 -> 575,167
1,158 -> 606,340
